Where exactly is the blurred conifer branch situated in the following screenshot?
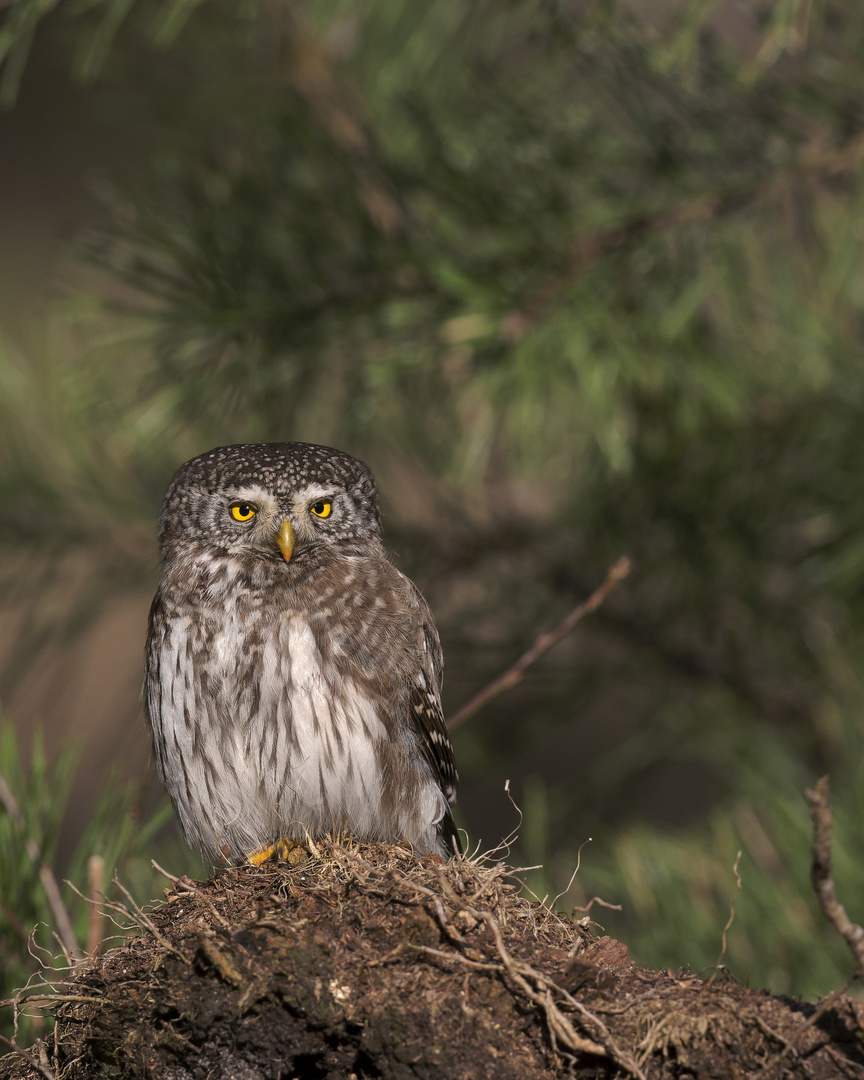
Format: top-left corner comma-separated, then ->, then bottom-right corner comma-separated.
275,2 -> 405,236
0,0 -> 232,105
509,125 -> 864,338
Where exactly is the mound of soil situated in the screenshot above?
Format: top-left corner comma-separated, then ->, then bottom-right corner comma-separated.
2,842 -> 864,1079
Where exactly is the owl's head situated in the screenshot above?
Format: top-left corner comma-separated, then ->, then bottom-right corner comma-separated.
158,442 -> 382,566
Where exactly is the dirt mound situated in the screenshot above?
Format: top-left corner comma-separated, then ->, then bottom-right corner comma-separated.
3,842 -> 863,1079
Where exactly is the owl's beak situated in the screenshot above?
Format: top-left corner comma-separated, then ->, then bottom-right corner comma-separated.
277,520 -> 295,563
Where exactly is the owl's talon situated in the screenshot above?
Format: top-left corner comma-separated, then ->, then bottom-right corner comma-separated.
246,844 -> 276,867
246,838 -> 309,867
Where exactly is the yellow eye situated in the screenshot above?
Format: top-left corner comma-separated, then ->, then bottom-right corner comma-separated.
310,500 -> 332,518
230,503 -> 257,522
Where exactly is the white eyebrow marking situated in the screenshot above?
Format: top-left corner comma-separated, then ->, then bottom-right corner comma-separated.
294,483 -> 342,504
230,486 -> 276,504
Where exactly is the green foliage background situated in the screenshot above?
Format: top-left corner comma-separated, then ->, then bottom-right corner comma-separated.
4,0 -> 864,1030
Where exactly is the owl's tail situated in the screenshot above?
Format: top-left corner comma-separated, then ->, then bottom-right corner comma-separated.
438,809 -> 463,857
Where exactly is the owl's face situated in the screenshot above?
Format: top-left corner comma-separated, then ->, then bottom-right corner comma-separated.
158,442 -> 382,568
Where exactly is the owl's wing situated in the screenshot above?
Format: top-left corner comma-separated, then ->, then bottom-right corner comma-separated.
406,582 -> 461,854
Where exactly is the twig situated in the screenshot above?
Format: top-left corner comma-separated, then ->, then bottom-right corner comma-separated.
448,556 -> 631,731
551,838 -> 623,914
752,1015 -> 798,1059
151,859 -> 183,885
64,875 -> 189,963
151,860 -> 232,929
50,930 -> 73,971
0,1034 -> 56,1080
706,850 -> 742,988
0,767 -> 80,959
804,776 -> 864,971
0,993 -> 104,1009
111,874 -> 190,960
571,896 -> 624,915
755,980 -> 856,1077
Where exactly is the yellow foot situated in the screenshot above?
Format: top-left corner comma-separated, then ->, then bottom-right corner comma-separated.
246,837 -> 309,867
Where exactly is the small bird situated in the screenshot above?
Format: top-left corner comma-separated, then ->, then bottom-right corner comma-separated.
144,442 -> 459,863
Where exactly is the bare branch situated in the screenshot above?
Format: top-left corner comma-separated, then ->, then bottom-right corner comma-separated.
448,556 -> 631,731
804,776 -> 864,971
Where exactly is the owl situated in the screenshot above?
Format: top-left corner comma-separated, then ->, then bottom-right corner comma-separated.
144,442 -> 460,863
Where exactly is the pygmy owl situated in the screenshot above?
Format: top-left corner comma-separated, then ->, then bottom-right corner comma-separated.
144,442 -> 459,862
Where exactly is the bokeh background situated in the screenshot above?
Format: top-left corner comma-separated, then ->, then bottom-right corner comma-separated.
3,0 -> 864,1020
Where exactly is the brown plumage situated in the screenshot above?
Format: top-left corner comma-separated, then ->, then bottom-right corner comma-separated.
145,442 -> 459,862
